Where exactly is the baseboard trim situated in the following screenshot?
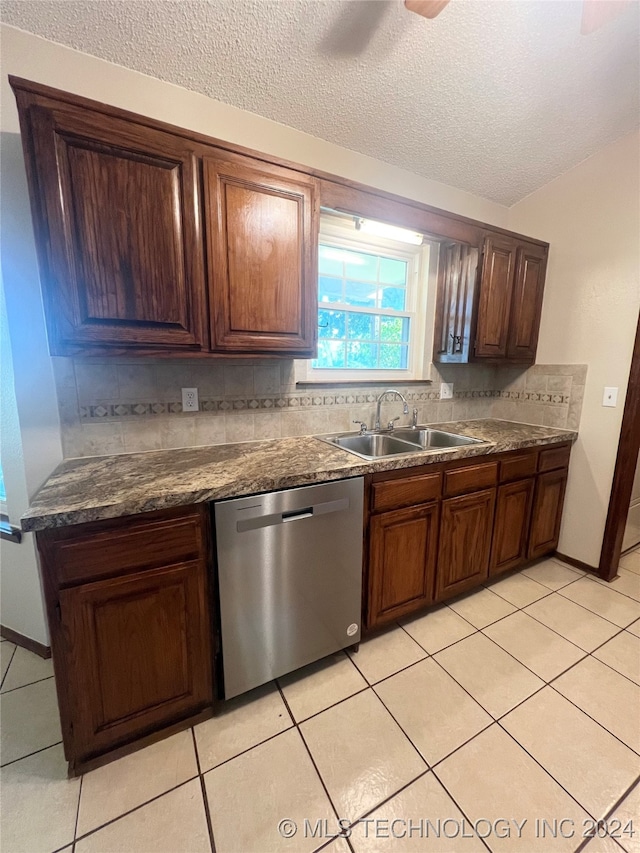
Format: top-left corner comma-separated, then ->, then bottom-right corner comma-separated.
554,551 -> 599,577
0,625 -> 51,659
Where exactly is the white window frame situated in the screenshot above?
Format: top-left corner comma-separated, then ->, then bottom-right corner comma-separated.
307,217 -> 434,383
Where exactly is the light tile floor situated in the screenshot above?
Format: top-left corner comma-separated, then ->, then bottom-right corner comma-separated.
1,554 -> 639,853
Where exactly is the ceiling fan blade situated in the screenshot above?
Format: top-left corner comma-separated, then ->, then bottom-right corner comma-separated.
404,0 -> 451,20
581,0 -> 632,34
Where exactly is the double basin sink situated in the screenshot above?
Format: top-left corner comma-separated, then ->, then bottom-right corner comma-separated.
317,426 -> 485,461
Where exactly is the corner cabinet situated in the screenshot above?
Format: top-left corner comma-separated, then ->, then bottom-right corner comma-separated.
36,505 -> 215,774
203,154 -> 318,356
13,87 -> 209,355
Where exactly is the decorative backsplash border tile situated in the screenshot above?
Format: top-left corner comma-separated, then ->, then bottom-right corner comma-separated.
78,387 -> 569,421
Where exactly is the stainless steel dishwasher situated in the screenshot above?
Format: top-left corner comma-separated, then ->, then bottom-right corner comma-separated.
214,477 -> 364,699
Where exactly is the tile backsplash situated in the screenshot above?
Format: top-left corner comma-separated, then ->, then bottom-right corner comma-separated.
52,358 -> 587,458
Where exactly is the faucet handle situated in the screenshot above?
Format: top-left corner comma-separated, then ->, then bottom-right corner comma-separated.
412,408 -> 419,428
387,416 -> 400,430
352,420 -> 368,435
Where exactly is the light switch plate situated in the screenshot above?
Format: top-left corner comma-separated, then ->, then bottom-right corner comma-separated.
440,382 -> 454,400
181,387 -> 199,412
602,387 -> 618,408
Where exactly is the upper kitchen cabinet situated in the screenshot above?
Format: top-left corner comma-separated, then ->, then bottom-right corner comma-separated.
507,242 -> 548,361
475,235 -> 517,359
475,235 -> 548,364
11,80 -> 208,356
433,242 -> 479,363
203,154 -> 319,356
433,234 -> 548,366
12,78 -> 548,361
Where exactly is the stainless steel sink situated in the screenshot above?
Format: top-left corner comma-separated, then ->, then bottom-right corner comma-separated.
326,433 -> 424,460
317,426 -> 485,461
393,428 -> 484,449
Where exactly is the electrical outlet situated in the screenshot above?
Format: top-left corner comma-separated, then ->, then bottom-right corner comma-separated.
602,387 -> 618,408
181,387 -> 199,412
440,382 -> 454,400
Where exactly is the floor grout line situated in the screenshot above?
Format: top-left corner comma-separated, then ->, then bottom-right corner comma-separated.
427,765 -> 494,852
72,773 -> 83,849
0,739 -> 64,769
0,643 -> 18,692
191,728 -> 217,853
289,684 -> 371,725
275,681 -> 346,837
0,673 -> 56,695
556,586 -> 640,627
72,776 -> 200,847
493,720 -> 603,822
396,611 -> 479,658
583,570 -> 640,605
195,721 -> 296,776
546,680 -> 640,759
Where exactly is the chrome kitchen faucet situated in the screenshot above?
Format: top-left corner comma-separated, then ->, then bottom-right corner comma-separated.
374,389 -> 410,431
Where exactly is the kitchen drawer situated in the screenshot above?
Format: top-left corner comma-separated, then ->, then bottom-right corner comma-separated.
538,444 -> 571,473
500,452 -> 537,483
45,507 -> 206,587
371,472 -> 442,513
444,462 -> 498,497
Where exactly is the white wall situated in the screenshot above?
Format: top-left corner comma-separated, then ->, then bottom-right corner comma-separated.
509,131 -> 640,567
0,279 -> 49,645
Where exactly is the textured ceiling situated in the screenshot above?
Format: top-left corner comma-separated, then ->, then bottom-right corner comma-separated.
3,0 -> 639,205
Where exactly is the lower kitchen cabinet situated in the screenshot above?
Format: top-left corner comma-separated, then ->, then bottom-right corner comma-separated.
59,561 -> 212,763
528,468 -> 569,560
436,488 -> 495,599
490,478 -> 535,576
364,442 -> 572,629
368,502 -> 439,629
36,505 -> 214,773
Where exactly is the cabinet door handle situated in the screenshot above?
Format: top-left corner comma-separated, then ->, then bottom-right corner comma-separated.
449,333 -> 462,353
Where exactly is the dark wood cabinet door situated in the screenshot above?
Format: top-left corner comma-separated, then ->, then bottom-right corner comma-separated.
368,503 -> 439,629
204,154 -> 318,355
528,469 -> 569,560
436,488 -> 495,598
507,243 -> 547,362
490,479 -> 535,576
474,236 -> 517,359
59,560 -> 212,763
433,242 -> 479,363
21,99 -> 207,353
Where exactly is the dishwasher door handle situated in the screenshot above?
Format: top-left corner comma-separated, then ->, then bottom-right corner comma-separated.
235,496 -> 350,532
282,507 -> 313,522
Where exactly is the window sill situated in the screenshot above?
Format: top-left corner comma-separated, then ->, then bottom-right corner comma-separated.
297,379 -> 433,388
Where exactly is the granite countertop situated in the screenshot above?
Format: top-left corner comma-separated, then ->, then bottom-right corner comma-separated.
21,419 -> 577,532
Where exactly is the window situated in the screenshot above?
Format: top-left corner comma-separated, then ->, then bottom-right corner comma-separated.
309,214 -> 434,382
